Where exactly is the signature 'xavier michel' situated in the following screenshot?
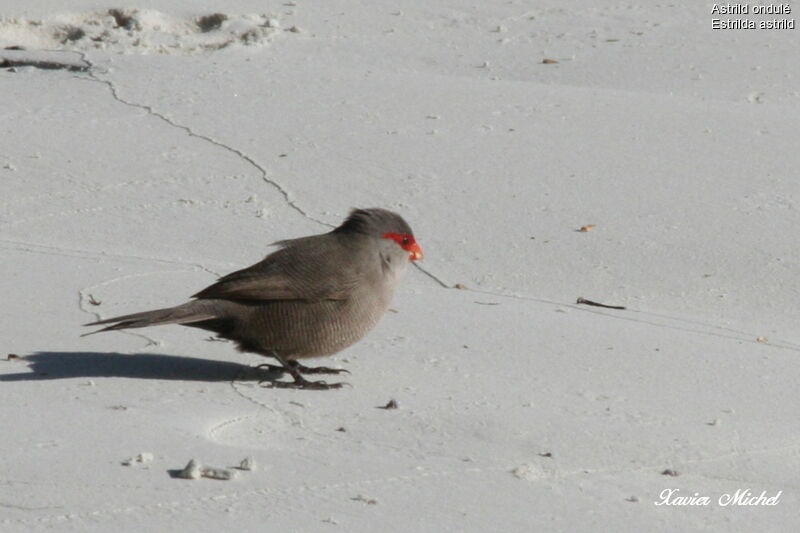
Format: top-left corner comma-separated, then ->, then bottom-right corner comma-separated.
84,208 -> 423,390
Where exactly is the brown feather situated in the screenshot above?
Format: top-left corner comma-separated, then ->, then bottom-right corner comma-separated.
192,234 -> 362,302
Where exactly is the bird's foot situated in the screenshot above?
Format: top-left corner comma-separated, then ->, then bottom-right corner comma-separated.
257,351 -> 350,389
288,361 -> 350,375
259,376 -> 346,390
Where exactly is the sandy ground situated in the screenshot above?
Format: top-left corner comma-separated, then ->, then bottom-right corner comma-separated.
2,1 -> 799,531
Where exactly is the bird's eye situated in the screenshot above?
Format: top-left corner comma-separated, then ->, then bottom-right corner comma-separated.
401,236 -> 410,246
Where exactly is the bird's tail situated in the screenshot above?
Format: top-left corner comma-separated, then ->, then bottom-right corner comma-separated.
82,300 -> 220,336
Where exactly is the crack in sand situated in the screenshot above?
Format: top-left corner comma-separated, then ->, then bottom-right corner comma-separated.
73,52 -> 328,228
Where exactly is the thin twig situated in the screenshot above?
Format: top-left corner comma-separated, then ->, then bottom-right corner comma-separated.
576,297 -> 626,310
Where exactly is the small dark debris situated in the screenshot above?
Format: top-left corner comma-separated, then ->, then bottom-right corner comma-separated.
59,26 -> 86,43
197,13 -> 228,33
6,353 -> 19,361
4,45 -> 24,50
661,468 -> 679,477
88,294 -> 101,306
377,399 -> 398,410
453,283 -> 467,290
387,308 -> 398,313
576,297 -> 626,310
542,58 -> 559,64
351,495 -> 378,505
108,9 -> 139,30
538,452 -> 553,458
625,496 -> 639,503
279,153 -> 288,157
0,58 -> 90,72
474,301 -> 499,306
289,401 -> 305,407
240,29 -> 261,45
204,336 -> 228,342
336,427 -> 347,432
108,405 -> 129,411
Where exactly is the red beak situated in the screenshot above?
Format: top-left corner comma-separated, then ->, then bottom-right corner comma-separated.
409,243 -> 424,261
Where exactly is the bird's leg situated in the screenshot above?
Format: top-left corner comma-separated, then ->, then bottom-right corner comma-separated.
255,363 -> 285,374
260,351 -> 346,390
288,360 -> 350,375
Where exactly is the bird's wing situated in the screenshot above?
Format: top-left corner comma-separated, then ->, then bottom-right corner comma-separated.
193,236 -> 362,302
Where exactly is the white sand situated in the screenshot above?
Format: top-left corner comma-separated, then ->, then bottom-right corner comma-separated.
1,1 -> 798,531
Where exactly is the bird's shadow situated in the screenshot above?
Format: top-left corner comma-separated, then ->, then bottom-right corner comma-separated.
0,351 -> 283,383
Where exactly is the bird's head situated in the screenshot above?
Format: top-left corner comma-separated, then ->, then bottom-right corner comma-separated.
335,208 -> 423,261
381,232 -> 423,261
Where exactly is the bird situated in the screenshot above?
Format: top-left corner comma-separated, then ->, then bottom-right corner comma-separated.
84,208 -> 423,389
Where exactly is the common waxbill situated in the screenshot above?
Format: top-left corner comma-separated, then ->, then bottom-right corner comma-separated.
84,208 -> 423,389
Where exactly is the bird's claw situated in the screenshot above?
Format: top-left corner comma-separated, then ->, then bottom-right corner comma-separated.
259,378 -> 345,390
292,364 -> 350,375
